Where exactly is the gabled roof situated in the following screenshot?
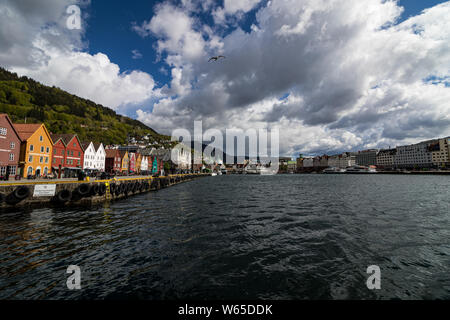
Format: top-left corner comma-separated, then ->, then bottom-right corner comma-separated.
13,123 -> 42,141
93,142 -> 103,152
118,150 -> 128,158
0,114 -> 22,141
81,141 -> 94,152
50,133 -> 78,146
105,149 -> 118,158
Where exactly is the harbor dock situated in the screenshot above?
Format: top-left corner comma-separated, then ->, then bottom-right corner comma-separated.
0,173 -> 210,210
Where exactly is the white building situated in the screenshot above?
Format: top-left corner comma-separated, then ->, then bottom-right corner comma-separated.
93,143 -> 106,171
376,149 -> 396,168
328,155 -> 340,168
171,144 -> 191,170
82,142 -> 97,170
394,140 -> 433,168
140,155 -> 149,172
339,152 -> 356,168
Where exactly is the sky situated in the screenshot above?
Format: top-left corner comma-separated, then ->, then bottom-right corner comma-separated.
0,0 -> 449,157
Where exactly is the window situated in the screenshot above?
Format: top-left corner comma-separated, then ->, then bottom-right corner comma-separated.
40,156 -> 43,163
46,147 -> 49,153
0,167 -> 6,175
41,146 -> 44,153
74,143 -> 76,147
45,157 -> 48,164
9,166 -> 16,175
54,149 -> 57,154
78,152 -> 81,156
28,155 -> 33,163
67,150 -> 70,156
9,154 -> 14,161
30,144 -> 34,151
39,136 -> 43,142
0,127 -> 7,135
27,167 -> 33,175
10,142 -> 15,149
77,160 -> 80,165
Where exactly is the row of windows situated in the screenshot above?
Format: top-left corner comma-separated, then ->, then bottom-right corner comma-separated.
0,166 -> 17,175
52,158 -> 81,166
28,155 -> 49,164
27,166 -> 49,176
30,145 -> 50,153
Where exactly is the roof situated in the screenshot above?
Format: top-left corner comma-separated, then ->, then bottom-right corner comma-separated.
50,133 -> 77,146
13,123 -> 42,141
118,150 -> 128,158
93,142 -> 102,152
81,141 -> 93,151
105,149 -> 118,158
0,114 -> 22,141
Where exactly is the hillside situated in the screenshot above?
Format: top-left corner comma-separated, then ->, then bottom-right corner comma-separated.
0,67 -> 171,146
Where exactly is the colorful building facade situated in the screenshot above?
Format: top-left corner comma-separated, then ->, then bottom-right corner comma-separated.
14,123 -> 53,177
0,114 -> 21,177
51,134 -> 84,174
105,149 -> 121,173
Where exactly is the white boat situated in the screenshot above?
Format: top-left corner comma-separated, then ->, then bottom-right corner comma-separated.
211,172 -> 217,176
260,166 -> 278,175
323,167 -> 346,174
345,165 -> 377,173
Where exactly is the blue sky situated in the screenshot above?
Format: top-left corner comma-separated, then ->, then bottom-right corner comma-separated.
84,0 -> 447,105
1,0 -> 448,156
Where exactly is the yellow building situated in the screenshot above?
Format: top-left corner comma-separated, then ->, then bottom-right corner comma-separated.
118,150 -> 129,173
135,153 -> 142,174
14,123 -> 53,177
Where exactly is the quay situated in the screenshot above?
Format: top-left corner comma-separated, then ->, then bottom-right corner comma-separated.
0,173 -> 210,210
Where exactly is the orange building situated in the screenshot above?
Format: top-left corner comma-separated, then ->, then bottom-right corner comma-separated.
14,123 -> 53,178
135,153 -> 142,174
118,150 -> 129,173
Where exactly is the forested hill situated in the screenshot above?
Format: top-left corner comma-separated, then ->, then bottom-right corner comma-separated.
0,66 -> 169,146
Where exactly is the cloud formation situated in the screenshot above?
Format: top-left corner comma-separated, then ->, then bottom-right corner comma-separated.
0,0 -> 157,111
0,0 -> 449,156
135,0 -> 450,155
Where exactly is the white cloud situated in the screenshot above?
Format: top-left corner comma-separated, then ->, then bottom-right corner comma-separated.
14,51 -> 156,110
2,0 -> 449,155
137,0 -> 450,155
0,0 -> 158,112
131,49 -> 143,59
223,0 -> 262,14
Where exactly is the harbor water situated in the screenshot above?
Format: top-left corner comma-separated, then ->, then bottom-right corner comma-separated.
0,175 -> 449,299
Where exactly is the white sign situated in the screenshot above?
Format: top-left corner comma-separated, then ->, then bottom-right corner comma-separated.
33,184 -> 57,197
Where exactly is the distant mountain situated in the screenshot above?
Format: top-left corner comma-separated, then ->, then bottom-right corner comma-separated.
0,66 -> 170,146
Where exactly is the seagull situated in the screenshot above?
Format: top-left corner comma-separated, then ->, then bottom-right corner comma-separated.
208,55 -> 226,62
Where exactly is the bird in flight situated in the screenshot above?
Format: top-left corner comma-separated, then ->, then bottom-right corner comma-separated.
209,55 -> 226,62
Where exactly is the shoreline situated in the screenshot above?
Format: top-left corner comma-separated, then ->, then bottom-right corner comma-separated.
0,173 -> 210,211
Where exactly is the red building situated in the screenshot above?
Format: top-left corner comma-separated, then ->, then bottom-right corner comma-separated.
50,134 -> 84,176
105,149 -> 121,173
0,114 -> 21,178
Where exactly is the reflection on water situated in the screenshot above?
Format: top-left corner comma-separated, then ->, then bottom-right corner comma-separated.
0,175 -> 449,299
